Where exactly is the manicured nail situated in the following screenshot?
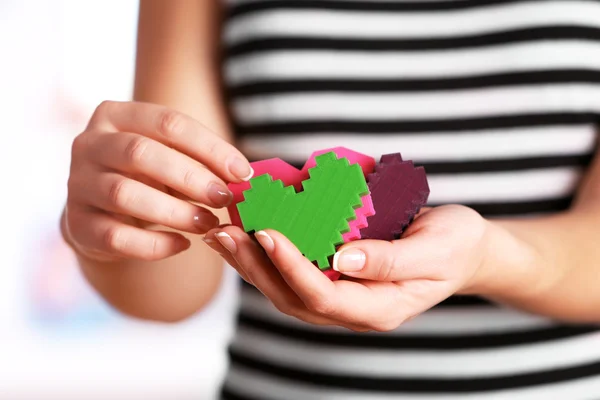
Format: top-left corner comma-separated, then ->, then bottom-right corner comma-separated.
193,214 -> 218,232
215,232 -> 237,254
333,248 -> 366,272
227,155 -> 253,181
202,237 -> 217,246
255,230 -> 274,253
207,182 -> 233,207
176,236 -> 191,251
202,237 -> 227,256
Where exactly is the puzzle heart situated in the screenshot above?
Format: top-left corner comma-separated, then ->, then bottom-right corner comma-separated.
227,147 -> 376,242
360,154 -> 430,241
236,152 -> 369,269
227,148 -> 376,281
225,148 -> 430,282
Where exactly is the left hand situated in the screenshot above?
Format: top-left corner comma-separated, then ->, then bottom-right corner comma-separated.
204,205 -> 493,332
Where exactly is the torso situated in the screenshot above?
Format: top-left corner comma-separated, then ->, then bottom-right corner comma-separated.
219,1 -> 600,398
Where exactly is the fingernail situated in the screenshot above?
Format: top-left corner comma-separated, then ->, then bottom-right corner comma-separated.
203,237 -> 226,255
193,214 -> 218,232
228,156 -> 253,182
207,182 -> 233,207
255,230 -> 274,253
202,237 -> 217,246
176,236 -> 191,251
215,232 -> 237,254
333,248 -> 366,272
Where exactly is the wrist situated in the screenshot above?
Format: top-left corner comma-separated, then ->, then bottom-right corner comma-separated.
460,218 -> 544,300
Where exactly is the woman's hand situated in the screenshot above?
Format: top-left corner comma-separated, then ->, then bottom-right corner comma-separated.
64,100 -> 253,263
204,205 -> 504,332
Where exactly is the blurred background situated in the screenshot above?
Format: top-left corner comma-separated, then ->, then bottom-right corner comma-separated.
0,1 -> 239,399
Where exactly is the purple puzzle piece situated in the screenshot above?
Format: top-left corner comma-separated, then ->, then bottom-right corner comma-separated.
379,153 -> 404,165
359,153 -> 430,241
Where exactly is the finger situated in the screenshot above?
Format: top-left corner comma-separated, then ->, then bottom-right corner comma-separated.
88,132 -> 233,208
168,188 -> 199,202
203,228 -> 251,283
331,236 -> 441,282
218,226 -> 392,332
217,226 -> 341,326
253,232 -> 422,331
72,170 -> 219,234
255,231 -> 392,329
253,229 -> 342,318
216,226 -> 302,304
90,101 -> 253,182
67,206 -> 190,260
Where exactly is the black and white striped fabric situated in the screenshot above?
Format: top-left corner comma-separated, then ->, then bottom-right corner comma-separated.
218,1 -> 600,398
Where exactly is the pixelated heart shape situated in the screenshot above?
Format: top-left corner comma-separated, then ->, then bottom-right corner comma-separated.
360,153 -> 430,241
228,147 -> 375,241
236,152 -> 369,270
227,148 -> 375,280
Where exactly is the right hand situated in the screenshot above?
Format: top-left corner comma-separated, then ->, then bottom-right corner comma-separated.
64,100 -> 252,262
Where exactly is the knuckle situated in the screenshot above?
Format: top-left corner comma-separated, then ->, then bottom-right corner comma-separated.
70,133 -> 89,157
377,258 -> 395,281
103,226 -> 125,252
159,110 -> 185,139
182,168 -> 197,191
95,100 -> 116,117
107,178 -> 131,209
124,136 -> 151,165
205,138 -> 219,156
164,205 -> 178,227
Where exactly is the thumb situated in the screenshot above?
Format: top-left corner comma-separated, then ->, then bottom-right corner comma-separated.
332,237 -> 434,281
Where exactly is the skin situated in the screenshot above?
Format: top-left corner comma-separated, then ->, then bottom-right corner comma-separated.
62,0 -> 240,322
64,0 -> 600,329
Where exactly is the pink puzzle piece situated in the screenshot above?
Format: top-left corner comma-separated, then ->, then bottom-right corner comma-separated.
227,158 -> 305,228
323,268 -> 341,281
227,147 -> 376,281
342,194 -> 375,241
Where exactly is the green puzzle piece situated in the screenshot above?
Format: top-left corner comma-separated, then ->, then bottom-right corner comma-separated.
237,152 -> 369,268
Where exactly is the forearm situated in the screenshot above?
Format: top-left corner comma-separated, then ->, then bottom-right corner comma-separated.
134,0 -> 231,137
473,147 -> 600,322
61,208 -> 224,322
471,210 -> 599,323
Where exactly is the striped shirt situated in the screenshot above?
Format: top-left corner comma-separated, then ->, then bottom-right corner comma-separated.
218,1 -> 600,398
